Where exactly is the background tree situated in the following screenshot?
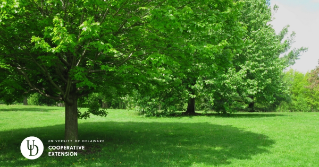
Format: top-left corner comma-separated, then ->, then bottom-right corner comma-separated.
308,60 -> 319,91
134,0 -> 246,115
0,61 -> 31,105
27,92 -> 58,106
277,69 -> 319,112
211,0 -> 307,113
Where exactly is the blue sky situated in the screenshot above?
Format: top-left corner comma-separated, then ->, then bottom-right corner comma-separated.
269,0 -> 319,74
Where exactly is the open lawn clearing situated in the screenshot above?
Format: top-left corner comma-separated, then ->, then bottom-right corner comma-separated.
0,105 -> 318,166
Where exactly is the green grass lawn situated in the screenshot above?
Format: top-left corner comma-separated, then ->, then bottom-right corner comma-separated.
0,105 -> 319,167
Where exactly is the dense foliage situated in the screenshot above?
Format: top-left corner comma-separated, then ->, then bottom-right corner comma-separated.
308,61 -> 319,91
130,0 -> 308,116
28,93 -> 57,106
277,69 -> 319,112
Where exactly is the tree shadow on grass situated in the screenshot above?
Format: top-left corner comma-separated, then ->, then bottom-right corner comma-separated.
0,121 -> 275,167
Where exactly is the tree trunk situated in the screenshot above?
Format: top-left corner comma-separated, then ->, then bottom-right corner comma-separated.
64,95 -> 78,146
102,101 -> 108,109
248,101 -> 255,112
23,96 -> 28,105
119,100 -> 123,109
185,97 -> 196,115
98,99 -> 102,108
57,102 -> 65,107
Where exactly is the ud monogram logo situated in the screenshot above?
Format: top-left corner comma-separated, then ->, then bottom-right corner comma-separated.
20,136 -> 44,160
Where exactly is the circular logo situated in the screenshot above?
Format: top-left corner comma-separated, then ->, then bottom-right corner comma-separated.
20,136 -> 44,160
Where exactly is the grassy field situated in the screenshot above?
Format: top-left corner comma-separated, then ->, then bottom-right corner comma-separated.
0,105 -> 319,167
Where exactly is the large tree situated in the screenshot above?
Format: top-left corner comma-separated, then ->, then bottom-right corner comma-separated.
0,0 -> 245,144
134,0 -> 245,115
211,0 -> 307,113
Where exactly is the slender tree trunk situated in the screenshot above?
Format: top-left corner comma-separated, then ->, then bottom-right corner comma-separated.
65,95 -> 78,146
99,99 -> 102,108
185,97 -> 196,115
248,101 -> 255,112
120,100 -> 123,109
23,96 -> 28,105
102,101 -> 108,109
57,102 -> 65,107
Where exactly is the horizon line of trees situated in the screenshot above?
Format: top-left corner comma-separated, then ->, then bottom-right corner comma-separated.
4,65 -> 319,114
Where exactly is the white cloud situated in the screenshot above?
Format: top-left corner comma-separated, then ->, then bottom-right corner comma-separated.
270,1 -> 319,74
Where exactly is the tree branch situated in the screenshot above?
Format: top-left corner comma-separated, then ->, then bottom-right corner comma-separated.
100,7 -> 110,23
58,54 -> 70,67
15,66 -> 61,101
31,0 -> 45,16
55,60 -> 68,82
76,41 -> 91,66
28,55 -> 65,96
112,0 -> 129,17
117,52 -> 133,66
76,87 -> 95,97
